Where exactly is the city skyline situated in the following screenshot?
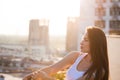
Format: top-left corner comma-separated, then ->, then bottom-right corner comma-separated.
0,0 -> 80,36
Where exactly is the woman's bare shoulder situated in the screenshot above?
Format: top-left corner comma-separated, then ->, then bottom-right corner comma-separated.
70,51 -> 83,56
66,51 -> 81,64
66,51 -> 80,57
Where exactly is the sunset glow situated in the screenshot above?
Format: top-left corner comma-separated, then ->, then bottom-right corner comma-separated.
0,0 -> 80,36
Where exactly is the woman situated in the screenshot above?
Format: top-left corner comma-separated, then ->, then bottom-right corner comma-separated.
23,26 -> 109,80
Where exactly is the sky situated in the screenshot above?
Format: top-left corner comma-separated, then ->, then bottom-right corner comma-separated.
0,0 -> 80,36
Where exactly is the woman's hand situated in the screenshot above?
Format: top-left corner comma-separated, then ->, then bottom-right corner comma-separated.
23,70 -> 55,80
23,72 -> 33,80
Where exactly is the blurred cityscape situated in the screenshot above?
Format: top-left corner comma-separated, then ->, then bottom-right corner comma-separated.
1,0 -> 120,80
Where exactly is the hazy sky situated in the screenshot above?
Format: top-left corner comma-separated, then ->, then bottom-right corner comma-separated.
0,0 -> 80,36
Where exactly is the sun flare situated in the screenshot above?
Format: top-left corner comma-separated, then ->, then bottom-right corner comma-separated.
0,0 -> 80,36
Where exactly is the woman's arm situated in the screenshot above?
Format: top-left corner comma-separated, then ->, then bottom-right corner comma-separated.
43,51 -> 80,75
23,70 -> 55,80
23,51 -> 80,80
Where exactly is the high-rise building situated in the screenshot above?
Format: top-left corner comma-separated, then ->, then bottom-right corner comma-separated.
95,0 -> 120,34
79,0 -> 120,35
79,0 -> 95,34
28,19 -> 49,54
29,19 -> 49,46
66,17 -> 80,52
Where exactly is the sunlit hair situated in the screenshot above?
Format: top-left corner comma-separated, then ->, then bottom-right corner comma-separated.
83,26 -> 109,80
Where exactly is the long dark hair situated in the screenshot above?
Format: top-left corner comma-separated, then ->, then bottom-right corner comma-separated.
84,26 -> 109,80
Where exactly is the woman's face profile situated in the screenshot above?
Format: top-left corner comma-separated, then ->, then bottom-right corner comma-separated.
80,33 -> 90,53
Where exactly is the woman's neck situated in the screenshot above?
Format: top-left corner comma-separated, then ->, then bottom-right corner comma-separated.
86,54 -> 92,63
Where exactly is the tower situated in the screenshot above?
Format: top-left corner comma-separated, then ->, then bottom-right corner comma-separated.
29,19 -> 49,46
28,19 -> 49,54
79,0 -> 120,35
66,17 -> 80,52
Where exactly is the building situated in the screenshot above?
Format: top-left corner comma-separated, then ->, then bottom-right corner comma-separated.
95,0 -> 120,34
79,0 -> 95,34
28,19 -> 49,54
66,0 -> 120,51
79,0 -> 120,35
66,17 -> 80,52
29,19 -> 49,46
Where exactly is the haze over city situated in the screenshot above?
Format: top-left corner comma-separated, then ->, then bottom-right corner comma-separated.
0,0 -> 120,80
0,0 -> 80,36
